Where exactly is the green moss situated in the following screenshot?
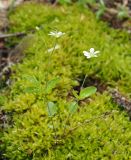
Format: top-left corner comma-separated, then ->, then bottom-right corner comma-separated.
9,2 -> 131,95
1,2 -> 131,160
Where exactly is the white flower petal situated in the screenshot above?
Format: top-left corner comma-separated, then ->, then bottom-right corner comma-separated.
90,48 -> 94,54
83,51 -> 87,54
48,31 -> 65,38
86,54 -> 91,58
94,51 -> 100,54
83,51 -> 89,56
47,44 -> 60,53
55,44 -> 60,49
47,48 -> 53,53
83,51 -> 91,58
86,55 -> 91,59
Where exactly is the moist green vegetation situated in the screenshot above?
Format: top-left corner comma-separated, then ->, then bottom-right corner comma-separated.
0,2 -> 131,160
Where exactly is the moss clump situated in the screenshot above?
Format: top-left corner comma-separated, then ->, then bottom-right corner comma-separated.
0,2 -> 131,160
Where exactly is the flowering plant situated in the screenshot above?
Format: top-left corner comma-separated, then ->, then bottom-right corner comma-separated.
83,48 -> 100,59
48,31 -> 65,38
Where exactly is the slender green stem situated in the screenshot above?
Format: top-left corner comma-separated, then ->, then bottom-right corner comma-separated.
81,74 -> 88,90
44,38 -> 58,142
47,103 -> 57,140
32,29 -> 58,144
45,38 -> 57,88
63,92 -> 80,135
63,73 -> 88,135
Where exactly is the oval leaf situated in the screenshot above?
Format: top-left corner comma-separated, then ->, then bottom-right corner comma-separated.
46,77 -> 60,94
23,75 -> 39,84
47,101 -> 58,117
68,101 -> 78,114
79,86 -> 97,100
24,87 -> 41,94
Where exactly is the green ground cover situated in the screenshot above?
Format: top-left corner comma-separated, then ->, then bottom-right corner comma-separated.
0,2 -> 131,160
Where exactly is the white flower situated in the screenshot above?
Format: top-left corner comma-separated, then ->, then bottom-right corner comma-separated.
83,48 -> 100,59
48,31 -> 65,38
47,44 -> 60,53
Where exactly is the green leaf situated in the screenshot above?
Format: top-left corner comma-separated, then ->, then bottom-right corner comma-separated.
72,90 -> 79,99
24,87 -> 41,93
100,0 -> 105,7
96,8 -> 105,19
23,75 -> 39,84
68,101 -> 78,114
79,86 -> 97,100
46,77 -> 60,94
47,102 -> 58,117
23,75 -> 42,93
